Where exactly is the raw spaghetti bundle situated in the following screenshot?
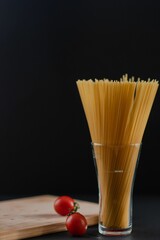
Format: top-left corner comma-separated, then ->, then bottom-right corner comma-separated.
76,74 -> 159,231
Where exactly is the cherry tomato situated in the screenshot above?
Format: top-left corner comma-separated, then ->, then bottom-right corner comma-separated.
54,196 -> 75,216
66,212 -> 88,236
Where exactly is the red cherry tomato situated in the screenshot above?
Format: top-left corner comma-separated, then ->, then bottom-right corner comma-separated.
54,196 -> 74,216
66,212 -> 88,236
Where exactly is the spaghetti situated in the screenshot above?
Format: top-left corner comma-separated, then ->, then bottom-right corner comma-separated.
76,74 -> 158,231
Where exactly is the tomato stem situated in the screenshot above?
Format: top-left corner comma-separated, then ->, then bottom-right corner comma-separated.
68,201 -> 80,216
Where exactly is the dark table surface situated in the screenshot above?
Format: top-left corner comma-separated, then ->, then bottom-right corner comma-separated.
1,194 -> 160,240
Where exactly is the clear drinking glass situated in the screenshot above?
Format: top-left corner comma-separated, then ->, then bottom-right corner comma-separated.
92,143 -> 142,236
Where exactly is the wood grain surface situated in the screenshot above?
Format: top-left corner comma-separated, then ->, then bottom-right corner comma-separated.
0,195 -> 99,240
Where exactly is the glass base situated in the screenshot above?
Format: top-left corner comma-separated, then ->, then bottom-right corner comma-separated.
99,224 -> 132,236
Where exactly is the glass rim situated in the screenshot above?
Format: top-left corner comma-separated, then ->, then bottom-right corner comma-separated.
91,142 -> 142,147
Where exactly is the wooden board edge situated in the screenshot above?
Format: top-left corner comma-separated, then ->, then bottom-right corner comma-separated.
0,215 -> 98,240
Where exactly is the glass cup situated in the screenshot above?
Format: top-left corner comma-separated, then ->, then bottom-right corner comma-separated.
92,143 -> 142,236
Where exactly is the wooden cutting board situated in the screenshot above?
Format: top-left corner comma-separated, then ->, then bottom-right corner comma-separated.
0,195 -> 99,240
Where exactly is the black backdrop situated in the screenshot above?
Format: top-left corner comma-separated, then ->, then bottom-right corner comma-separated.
0,0 -> 160,196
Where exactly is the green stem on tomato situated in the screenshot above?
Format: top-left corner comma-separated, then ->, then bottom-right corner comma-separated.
68,202 -> 80,216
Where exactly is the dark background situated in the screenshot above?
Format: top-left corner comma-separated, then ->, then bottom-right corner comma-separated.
0,0 -> 160,196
